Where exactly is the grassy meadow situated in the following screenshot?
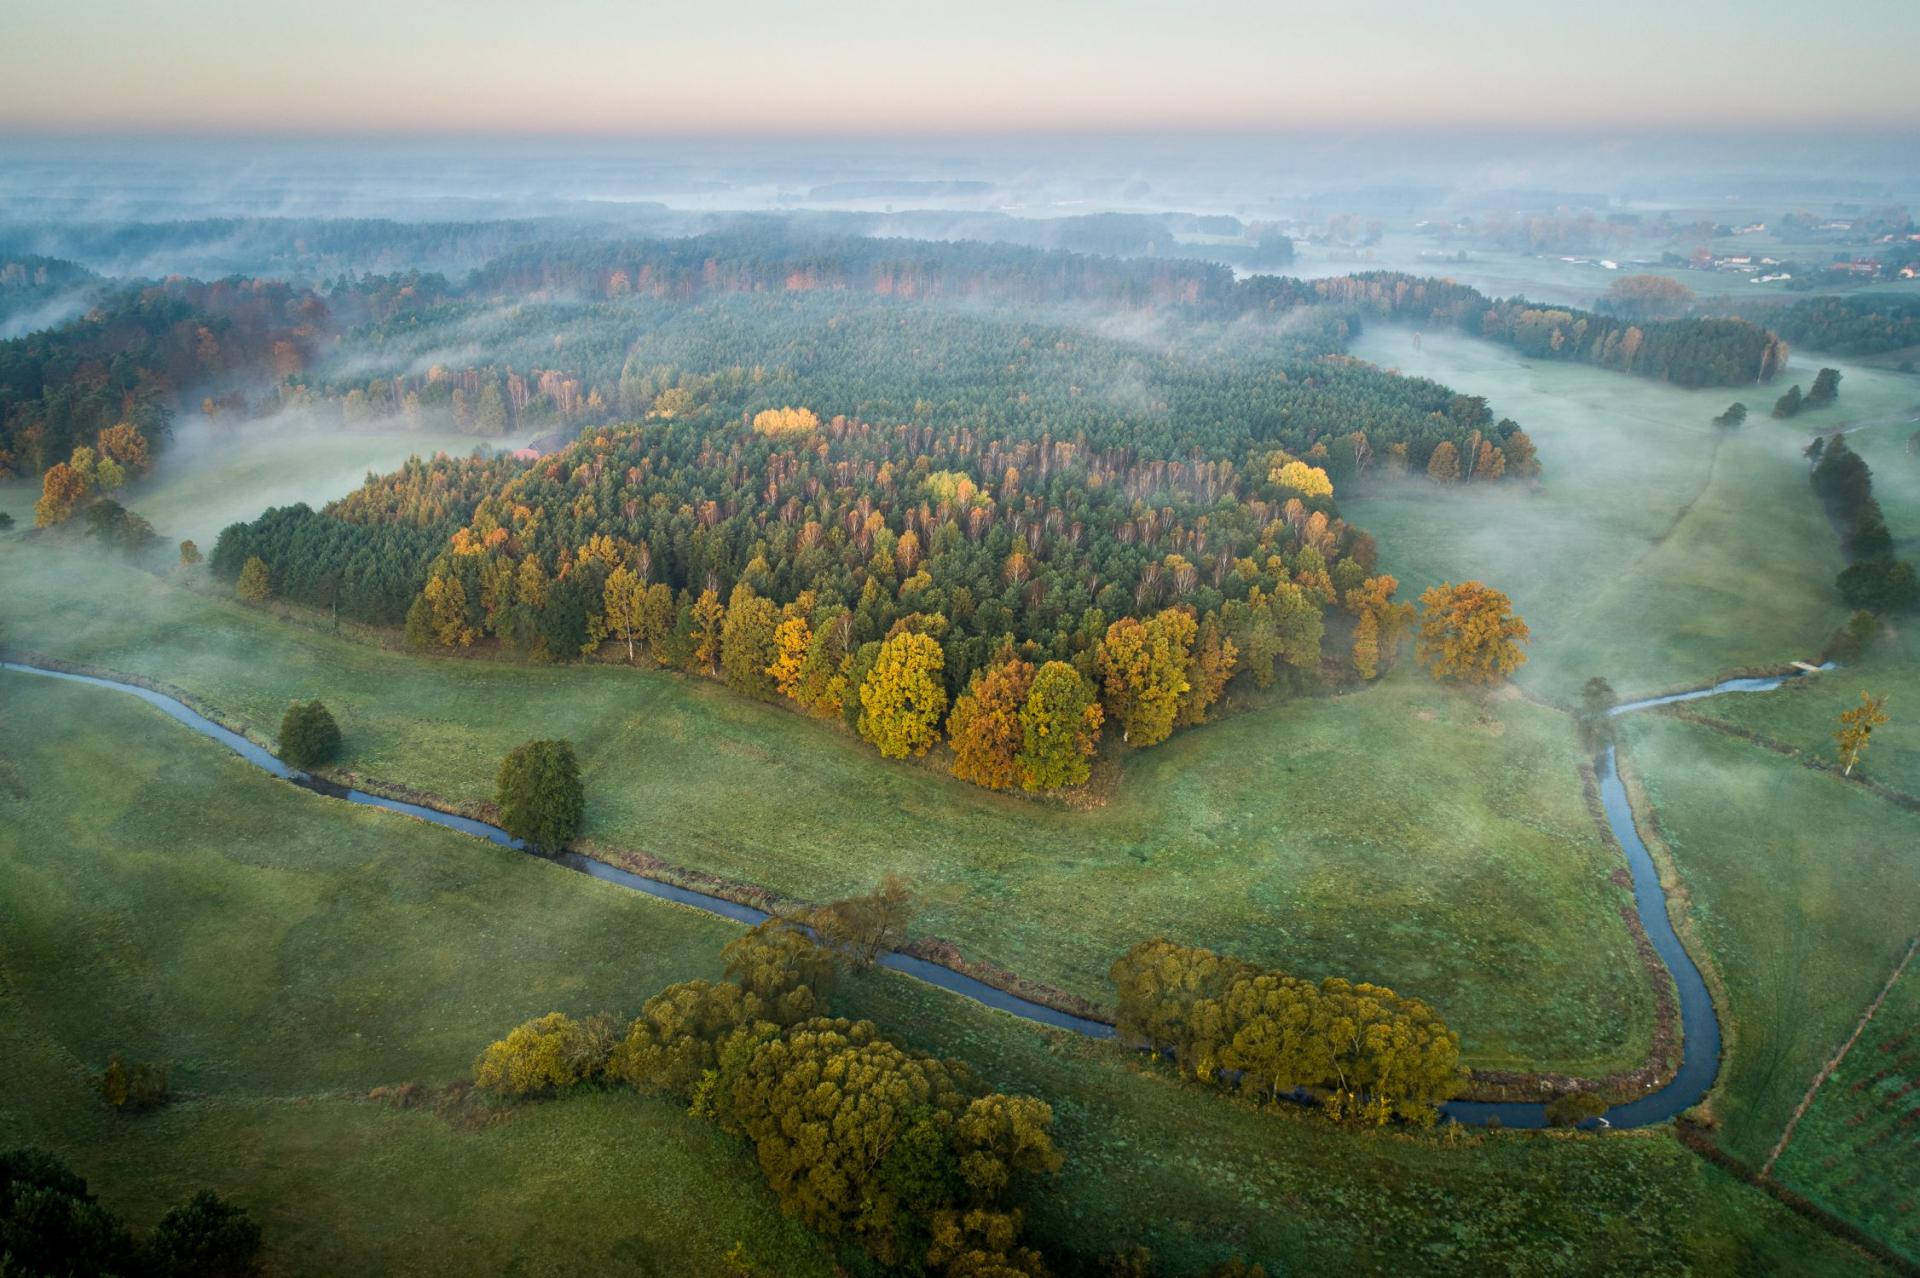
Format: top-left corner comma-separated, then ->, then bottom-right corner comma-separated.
1700,391 -> 1920,796
1344,329 -> 1920,703
1769,955 -> 1920,1263
0,533 -> 1649,1077
0,673 -> 1890,1276
1617,714 -> 1920,1167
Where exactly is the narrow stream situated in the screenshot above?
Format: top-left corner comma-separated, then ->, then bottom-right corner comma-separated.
0,658 -> 1829,1126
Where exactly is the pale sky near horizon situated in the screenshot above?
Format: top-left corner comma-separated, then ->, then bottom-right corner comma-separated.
5,0 -> 1918,134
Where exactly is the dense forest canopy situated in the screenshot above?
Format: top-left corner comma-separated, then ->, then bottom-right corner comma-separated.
3,228 -> 1786,481
1752,295 -> 1920,357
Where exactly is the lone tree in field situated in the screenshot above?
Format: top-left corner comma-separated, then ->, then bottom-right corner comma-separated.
495,738 -> 584,850
1416,581 -> 1530,685
235,555 -> 271,602
1713,402 -> 1747,429
178,539 -> 201,567
278,700 -> 342,769
1834,691 -> 1890,777
1806,366 -> 1842,409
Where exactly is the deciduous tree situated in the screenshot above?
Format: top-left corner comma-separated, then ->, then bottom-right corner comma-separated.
1096,609 -> 1194,748
1834,691 -> 1890,777
1416,581 -> 1529,685
858,631 -> 947,758
235,555 -> 272,602
1015,661 -> 1103,790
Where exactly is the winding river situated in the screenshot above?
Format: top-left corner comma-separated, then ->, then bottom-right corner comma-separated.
0,658 -> 1830,1127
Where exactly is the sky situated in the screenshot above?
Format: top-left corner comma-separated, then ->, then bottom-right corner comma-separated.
5,0 -> 1920,135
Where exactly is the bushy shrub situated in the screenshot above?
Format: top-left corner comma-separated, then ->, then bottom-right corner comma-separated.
494,738 -> 584,850
147,1190 -> 263,1278
97,1054 -> 169,1113
278,699 -> 342,769
473,1012 -> 615,1096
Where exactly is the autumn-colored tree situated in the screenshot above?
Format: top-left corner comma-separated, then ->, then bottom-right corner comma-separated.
1426,441 -> 1462,483
723,918 -> 838,1018
751,406 -> 821,436
689,588 -> 726,675
767,614 -> 813,698
1351,608 -> 1381,680
810,874 -> 917,967
178,539 -> 201,567
235,555 -> 272,603
1096,609 -> 1195,748
94,423 -> 152,479
1015,661 -> 1103,790
602,564 -> 647,663
1416,581 -> 1529,685
721,583 -> 781,700
1270,458 -> 1334,498
1503,429 -> 1542,478
721,1018 -> 974,1259
614,980 -> 772,1098
1472,439 -> 1505,481
858,631 -> 947,758
1834,691 -> 1890,777
1345,574 -> 1413,677
473,1012 -> 609,1096
422,571 -> 476,646
1179,614 -> 1237,727
948,656 -> 1036,790
33,461 -> 89,526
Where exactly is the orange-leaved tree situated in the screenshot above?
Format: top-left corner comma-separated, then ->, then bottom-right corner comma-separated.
1416,581 -> 1529,685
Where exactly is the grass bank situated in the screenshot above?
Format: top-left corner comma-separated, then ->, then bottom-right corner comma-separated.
0,674 -> 1887,1276
0,536 -> 1652,1078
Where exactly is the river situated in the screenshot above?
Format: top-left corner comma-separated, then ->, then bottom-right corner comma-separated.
0,658 -> 1831,1126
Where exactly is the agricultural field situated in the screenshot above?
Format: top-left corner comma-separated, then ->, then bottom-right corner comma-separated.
1617,713 -> 1920,1168
0,672 -> 1891,1276
0,530 -> 1651,1079
1770,954 -> 1920,1263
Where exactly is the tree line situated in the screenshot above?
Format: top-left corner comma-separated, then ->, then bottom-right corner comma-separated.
1313,272 -> 1789,387
1809,435 -> 1918,613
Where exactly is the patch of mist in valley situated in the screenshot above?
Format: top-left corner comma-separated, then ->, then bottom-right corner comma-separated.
132,406 -> 515,547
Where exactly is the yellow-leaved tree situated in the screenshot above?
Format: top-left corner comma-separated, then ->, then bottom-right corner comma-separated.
1415,581 -> 1529,685
858,631 -> 947,758
1096,608 -> 1195,747
1270,458 -> 1334,499
1834,691 -> 1890,777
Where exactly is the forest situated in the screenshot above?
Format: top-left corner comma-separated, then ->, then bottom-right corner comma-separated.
1313,272 -> 1790,386
204,278 -> 1552,783
2,227 -> 1790,487
1757,295 -> 1920,357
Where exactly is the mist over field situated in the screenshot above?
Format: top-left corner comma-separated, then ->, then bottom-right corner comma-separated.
3,2 -> 1919,1271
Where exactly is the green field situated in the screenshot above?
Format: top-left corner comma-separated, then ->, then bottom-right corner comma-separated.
0,673 -> 1890,1276
1700,399 -> 1920,796
0,532 -> 1651,1078
1618,714 -> 1920,1166
1343,329 -> 1912,703
1771,953 -> 1920,1262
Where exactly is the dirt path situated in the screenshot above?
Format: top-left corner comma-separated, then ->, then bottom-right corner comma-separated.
1760,932 -> 1920,1178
